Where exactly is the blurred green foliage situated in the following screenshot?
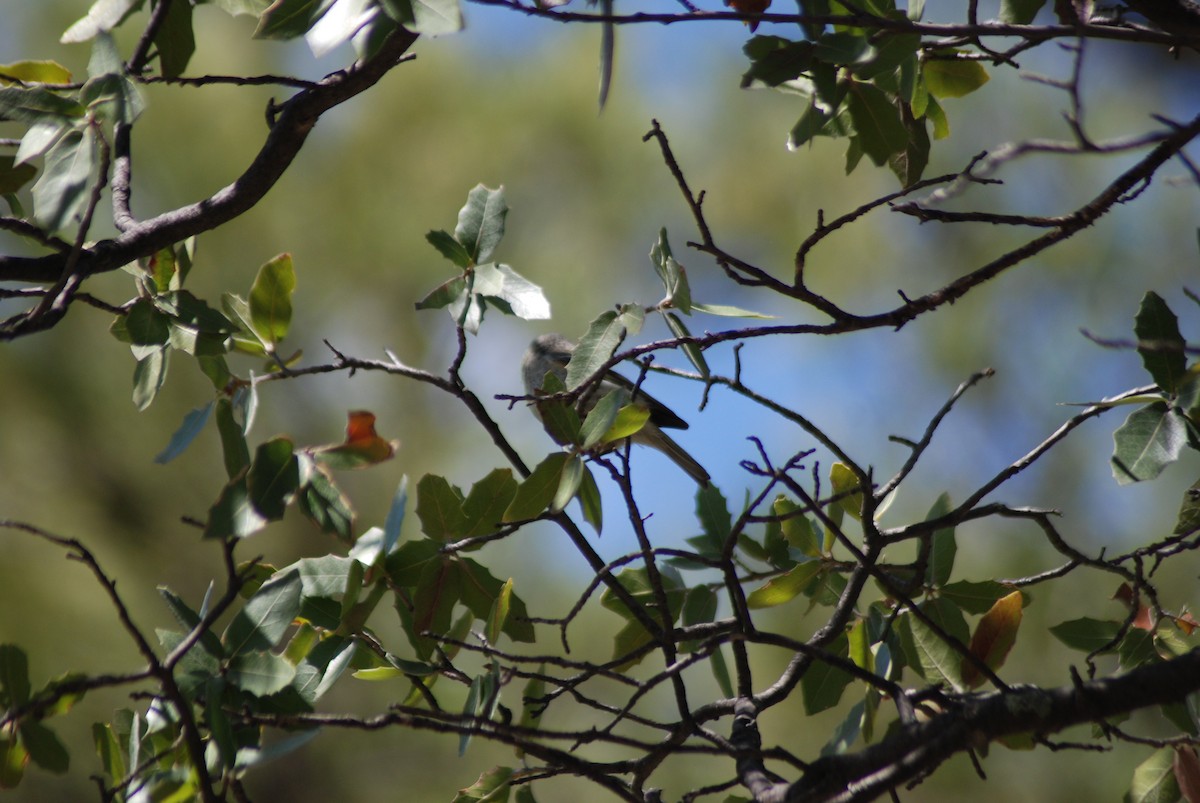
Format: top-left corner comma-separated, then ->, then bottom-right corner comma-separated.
2,2 -> 1200,801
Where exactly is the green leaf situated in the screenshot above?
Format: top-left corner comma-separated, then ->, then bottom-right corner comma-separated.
999,0 -> 1046,23
697,484 -> 732,542
664,311 -> 709,380
530,370 -> 583,446
427,229 -> 472,268
813,32 -> 873,65
80,35 -> 143,125
681,586 -> 718,652
0,731 -> 27,789
0,60 -> 72,85
227,652 -> 297,697
888,101 -> 930,187
455,184 -> 507,264
923,57 -> 990,99
18,722 -> 68,774
380,0 -> 464,35
649,229 -> 692,313
485,578 -> 513,645
602,402 -> 651,443
215,398 -> 252,478
0,87 -> 82,124
747,560 -> 824,608
503,453 -> 569,522
297,463 -> 352,537
408,557 -> 461,658
599,565 -> 685,624
254,0 -> 335,39
0,645 -> 31,707
691,302 -> 773,319
289,554 -> 355,602
92,723 -> 125,783
205,678 -> 236,770
32,127 -> 97,232
581,390 -> 625,449
1174,477 -> 1200,536
552,453 -> 584,514
385,538 -> 442,588
1125,747 -> 1180,803
775,496 -> 819,557
801,632 -> 853,714
154,0 -> 195,78
1049,617 -> 1122,653
249,253 -> 296,347
1134,291 -> 1187,393
851,33 -> 920,81
458,559 -> 535,643
158,586 -> 224,658
902,598 -> 969,691
846,82 -> 909,167
830,462 -> 864,521
132,347 -> 168,411
415,474 -> 469,541
577,464 -> 603,534
924,492 -> 955,587
246,437 -> 300,519
741,36 -> 814,86
0,156 -> 36,195
474,263 -> 550,320
223,569 -> 303,656
940,580 -> 1021,615
452,765 -> 513,803
1111,402 -> 1187,484
204,473 -> 269,540
153,402 -> 214,464
61,0 -> 145,42
566,311 -> 623,390
821,698 -> 866,756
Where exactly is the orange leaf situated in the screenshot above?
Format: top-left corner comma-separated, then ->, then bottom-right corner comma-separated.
962,591 -> 1023,689
1132,604 -> 1154,632
1176,611 -> 1200,636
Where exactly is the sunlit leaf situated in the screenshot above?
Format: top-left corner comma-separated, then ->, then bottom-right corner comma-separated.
566,311 -> 623,390
1111,402 -> 1187,485
61,0 -> 145,42
923,56 -> 990,98
227,651 -> 296,696
452,765 -> 513,803
32,127 -> 97,232
502,453 -> 569,522
747,560 -> 823,608
1126,747 -> 1180,803
248,253 -> 295,347
223,569 -> 303,655
455,184 -> 507,264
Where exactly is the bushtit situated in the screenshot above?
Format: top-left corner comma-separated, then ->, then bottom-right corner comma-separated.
522,333 -> 711,486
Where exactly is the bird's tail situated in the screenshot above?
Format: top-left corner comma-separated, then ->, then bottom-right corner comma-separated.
639,425 -> 711,487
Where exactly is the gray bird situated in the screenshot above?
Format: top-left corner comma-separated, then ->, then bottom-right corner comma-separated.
522,333 -> 711,486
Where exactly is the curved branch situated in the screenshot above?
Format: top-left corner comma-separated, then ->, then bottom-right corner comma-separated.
0,30 -> 419,288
